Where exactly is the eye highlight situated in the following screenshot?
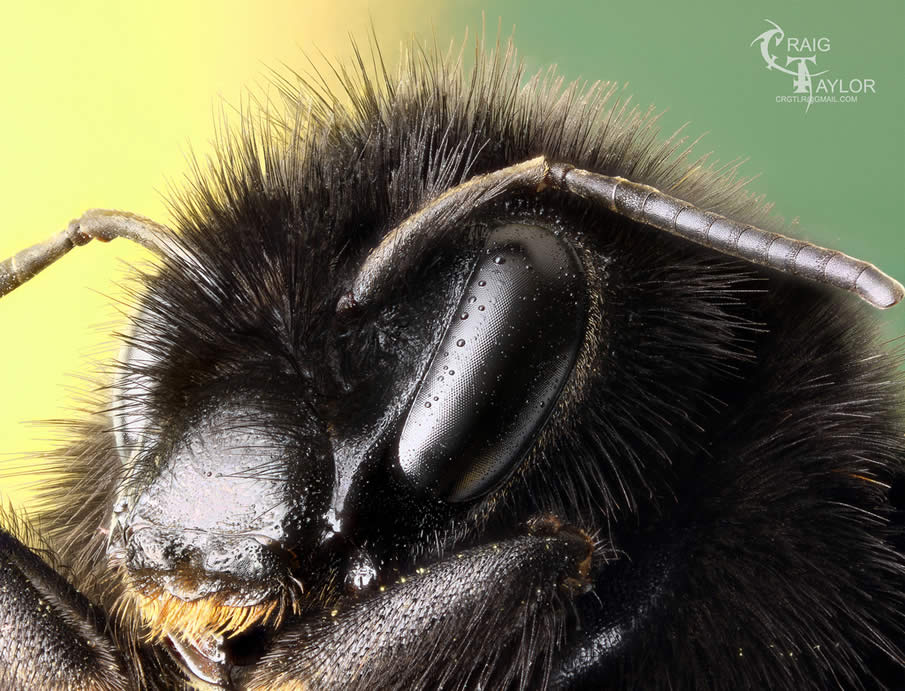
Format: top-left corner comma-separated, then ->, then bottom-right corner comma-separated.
397,223 -> 587,502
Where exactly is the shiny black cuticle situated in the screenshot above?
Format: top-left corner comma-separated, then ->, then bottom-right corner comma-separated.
397,223 -> 587,502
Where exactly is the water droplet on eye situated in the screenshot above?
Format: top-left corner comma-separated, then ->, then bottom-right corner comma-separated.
432,396 -> 439,401
478,280 -> 487,287
424,402 -> 432,408
460,312 -> 468,320
493,256 -> 506,265
478,305 -> 485,311
448,370 -> 455,375
442,365 -> 448,370
456,339 -> 466,347
206,471 -> 212,477
437,375 -> 444,382
468,296 -> 477,304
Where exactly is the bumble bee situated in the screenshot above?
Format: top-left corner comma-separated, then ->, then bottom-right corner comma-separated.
1,36 -> 903,690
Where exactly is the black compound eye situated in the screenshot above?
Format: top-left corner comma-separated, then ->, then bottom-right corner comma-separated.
397,223 -> 587,502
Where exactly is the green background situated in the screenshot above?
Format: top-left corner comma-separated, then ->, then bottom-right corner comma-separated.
0,1 -> 902,510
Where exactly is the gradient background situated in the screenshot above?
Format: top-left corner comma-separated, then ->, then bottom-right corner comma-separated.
1,1 -> 902,512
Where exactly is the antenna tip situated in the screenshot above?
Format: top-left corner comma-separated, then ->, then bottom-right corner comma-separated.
856,266 -> 904,309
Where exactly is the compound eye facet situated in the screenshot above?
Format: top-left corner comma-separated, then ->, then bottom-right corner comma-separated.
397,223 -> 587,502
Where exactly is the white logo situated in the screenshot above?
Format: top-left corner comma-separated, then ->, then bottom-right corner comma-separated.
751,20 -> 876,111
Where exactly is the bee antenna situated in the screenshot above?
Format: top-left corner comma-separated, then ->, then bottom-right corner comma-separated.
345,156 -> 903,311
0,209 -> 172,299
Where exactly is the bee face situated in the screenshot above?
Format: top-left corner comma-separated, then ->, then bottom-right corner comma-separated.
1,33 -> 904,691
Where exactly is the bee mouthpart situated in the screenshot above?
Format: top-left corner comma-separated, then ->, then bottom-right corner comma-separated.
124,582 -> 296,642
167,630 -> 229,687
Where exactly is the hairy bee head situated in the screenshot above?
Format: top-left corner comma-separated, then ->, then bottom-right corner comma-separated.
105,215 -> 599,644
9,34 -> 900,690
